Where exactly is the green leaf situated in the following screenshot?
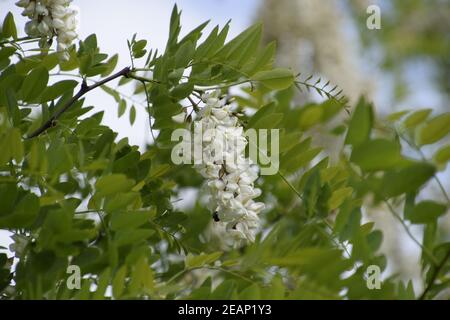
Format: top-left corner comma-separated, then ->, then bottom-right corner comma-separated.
168,68 -> 184,81
214,23 -> 261,62
0,47 -> 16,61
185,252 -> 223,269
114,228 -> 154,247
118,99 -> 127,117
335,207 -> 362,241
283,146 -> 321,173
110,209 -> 155,231
178,20 -> 209,48
112,266 -> 127,299
5,88 -> 20,126
299,105 -> 324,129
128,256 -> 154,295
105,192 -> 139,212
244,41 -> 276,75
101,85 -> 121,102
328,187 -> 353,210
367,230 -> 383,252
129,105 -> 136,125
132,40 -> 147,54
1,12 -> 17,39
0,193 -> 39,228
345,97 -> 373,147
246,102 -> 276,128
131,40 -> 147,59
433,145 -> 450,169
381,162 -> 435,198
175,41 -> 195,68
303,171 -> 321,217
0,183 -> 18,216
406,201 -> 447,224
350,139 -> 403,171
92,268 -> 110,300
210,280 -> 236,299
167,5 -> 181,48
402,109 -> 431,129
194,25 -> 218,58
22,67 -> 49,101
206,23 -> 229,57
279,131 -> 302,153
417,113 -> 450,145
252,113 -> 283,129
267,248 -> 349,283
171,82 -> 193,99
266,275 -> 285,299
398,281 -> 415,300
252,68 -> 294,90
0,128 -> 23,165
95,174 -> 135,198
149,164 -> 170,178
101,54 -> 118,77
239,284 -> 261,300
235,25 -> 262,67
387,110 -> 409,122
40,80 -> 78,102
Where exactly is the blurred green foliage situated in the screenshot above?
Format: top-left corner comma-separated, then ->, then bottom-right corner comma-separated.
0,5 -> 449,300
350,0 -> 450,99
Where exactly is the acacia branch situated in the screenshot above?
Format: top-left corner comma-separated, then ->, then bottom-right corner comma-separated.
27,66 -> 132,139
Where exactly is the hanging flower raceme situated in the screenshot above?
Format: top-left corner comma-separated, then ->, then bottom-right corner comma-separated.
16,0 -> 78,60
193,91 -> 265,243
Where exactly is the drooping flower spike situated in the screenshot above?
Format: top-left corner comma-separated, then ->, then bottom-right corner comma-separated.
194,91 -> 264,243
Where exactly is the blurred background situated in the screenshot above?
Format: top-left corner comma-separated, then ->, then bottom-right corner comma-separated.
1,0 -> 449,291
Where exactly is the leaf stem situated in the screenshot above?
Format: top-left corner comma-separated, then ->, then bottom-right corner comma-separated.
397,131 -> 450,204
384,199 -> 439,266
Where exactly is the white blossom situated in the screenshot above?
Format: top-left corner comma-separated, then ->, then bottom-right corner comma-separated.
194,91 -> 265,243
15,0 -> 79,61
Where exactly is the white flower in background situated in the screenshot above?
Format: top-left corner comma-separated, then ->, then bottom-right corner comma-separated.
194,91 -> 265,243
16,0 -> 79,60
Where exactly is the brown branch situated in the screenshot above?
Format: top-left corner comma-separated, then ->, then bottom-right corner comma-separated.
27,66 -> 131,139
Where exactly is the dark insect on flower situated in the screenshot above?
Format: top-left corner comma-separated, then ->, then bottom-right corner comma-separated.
212,211 -> 220,222
219,163 -> 227,179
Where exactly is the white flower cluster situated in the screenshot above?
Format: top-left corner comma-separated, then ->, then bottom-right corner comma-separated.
16,0 -> 78,60
194,91 -> 264,243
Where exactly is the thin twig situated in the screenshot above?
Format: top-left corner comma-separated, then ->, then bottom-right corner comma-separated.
277,171 -> 304,200
27,66 -> 131,138
0,36 -> 35,46
187,96 -> 200,112
50,72 -> 147,108
419,248 -> 450,300
384,200 -> 439,266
